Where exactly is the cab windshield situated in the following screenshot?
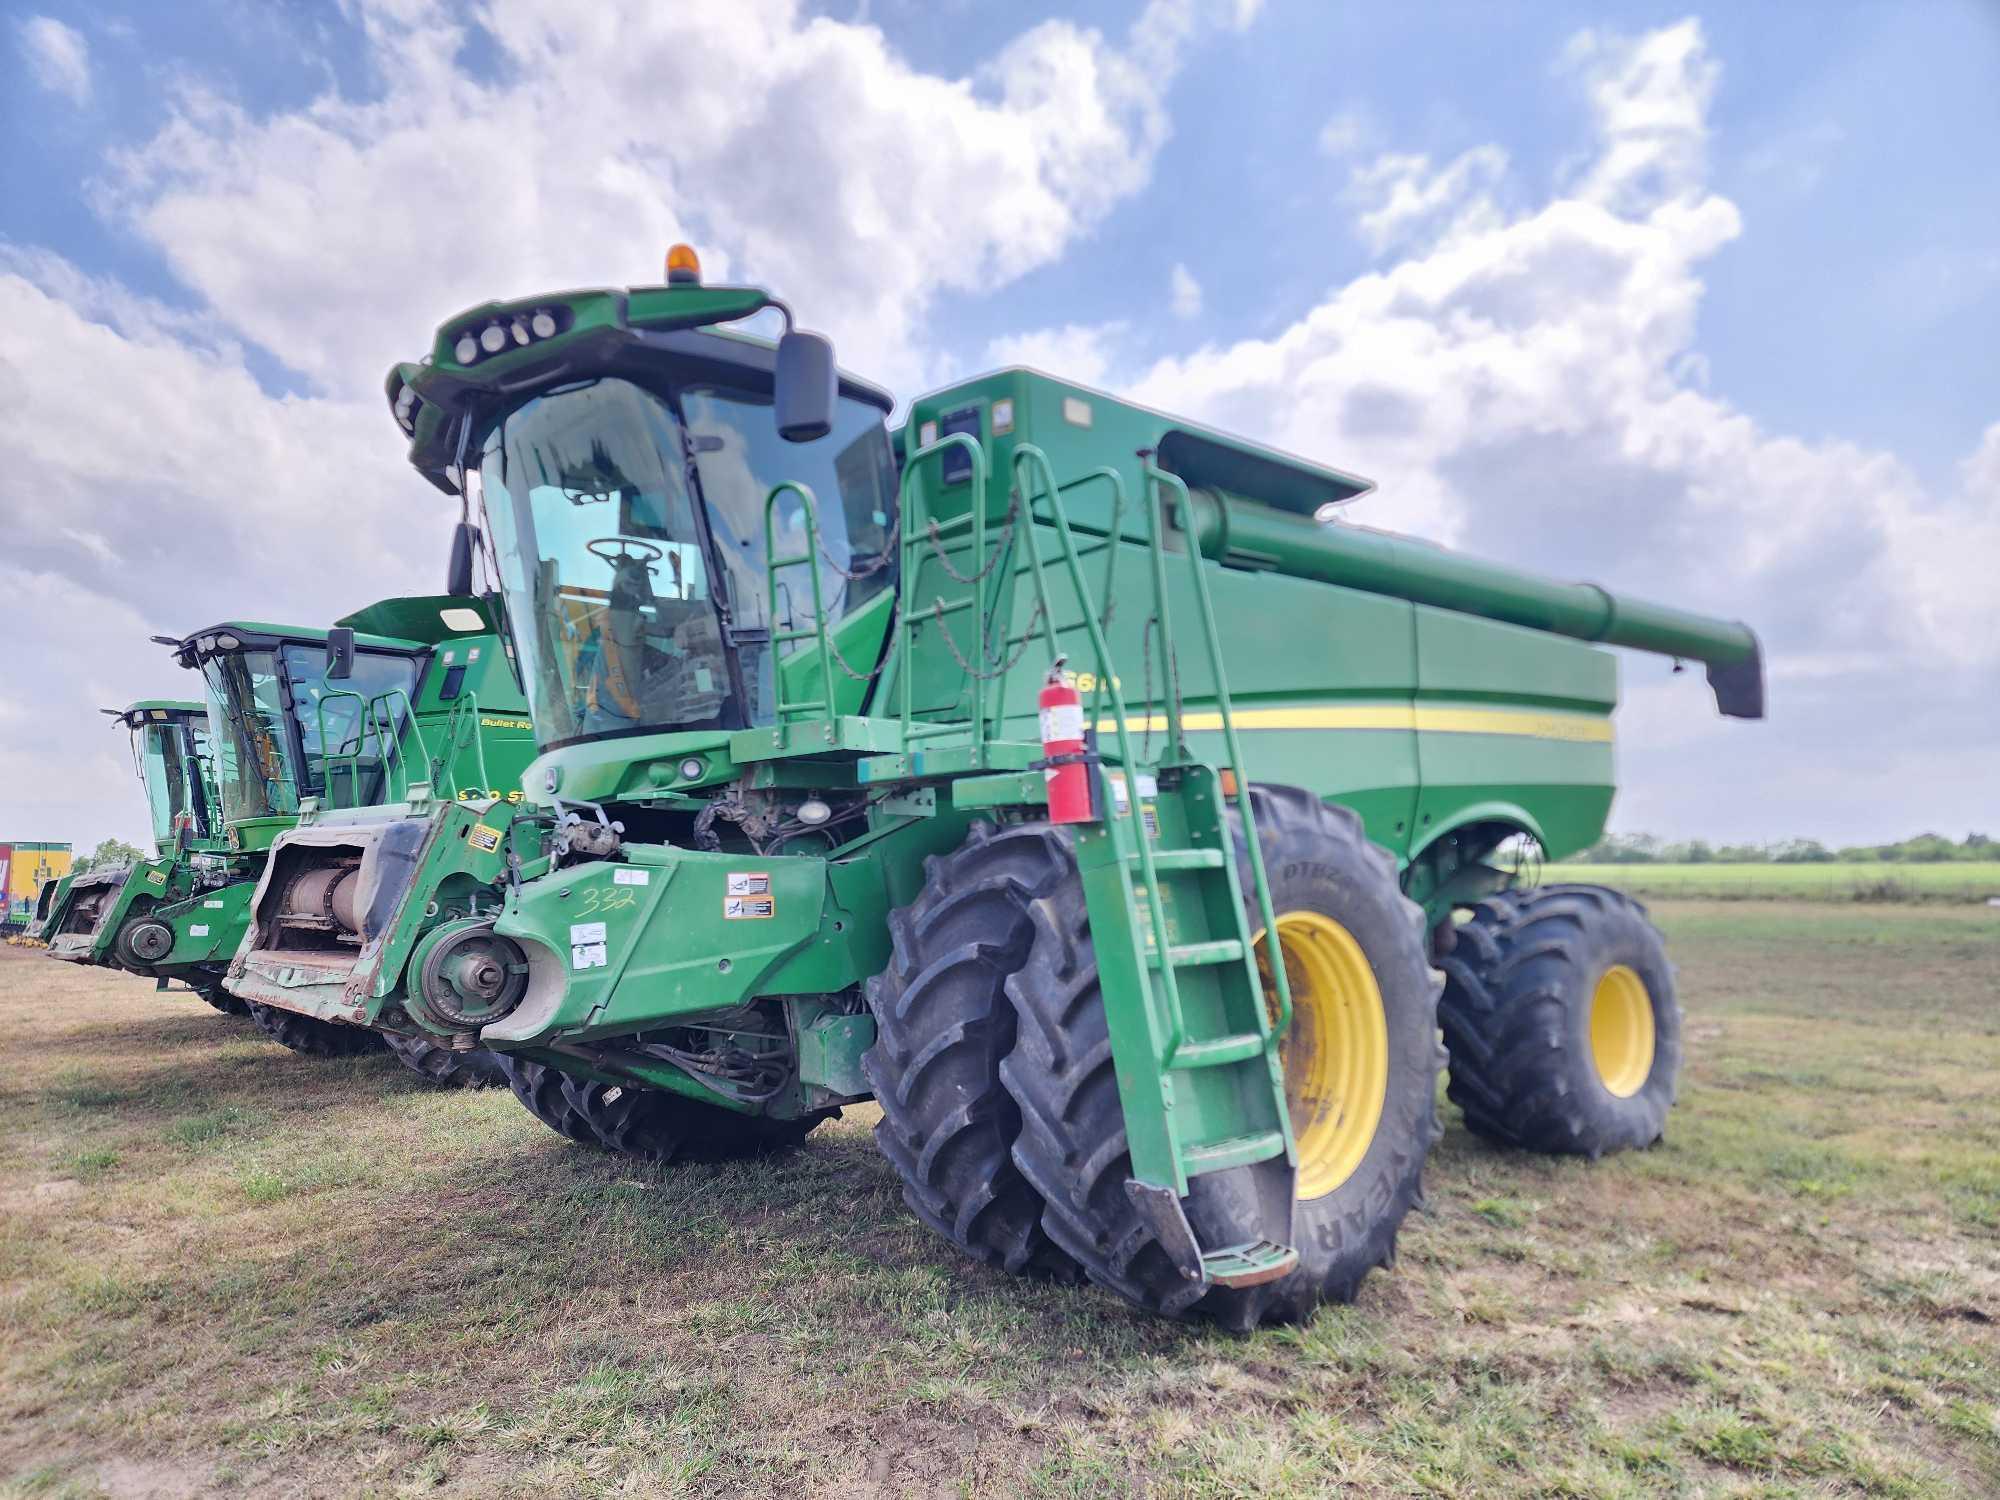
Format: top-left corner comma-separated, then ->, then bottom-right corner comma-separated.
478,374 -> 895,747
131,717 -> 211,851
201,646 -> 420,822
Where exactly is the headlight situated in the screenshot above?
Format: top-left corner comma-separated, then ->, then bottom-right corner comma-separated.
454,335 -> 478,363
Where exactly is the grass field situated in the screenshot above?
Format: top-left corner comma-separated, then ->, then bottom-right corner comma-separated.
3,902 -> 1997,1498
1541,862 -> 2000,905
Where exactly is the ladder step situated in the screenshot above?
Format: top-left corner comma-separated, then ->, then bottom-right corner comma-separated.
1202,1238 -> 1300,1289
1143,847 -> 1225,871
1181,1129 -> 1288,1175
1147,938 -> 1244,968
1167,1033 -> 1268,1070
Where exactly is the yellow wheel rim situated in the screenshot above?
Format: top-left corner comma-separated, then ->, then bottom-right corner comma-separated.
1589,963 -> 1656,1098
1256,911 -> 1390,1201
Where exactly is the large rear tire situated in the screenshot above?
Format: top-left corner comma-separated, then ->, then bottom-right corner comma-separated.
245,1001 -> 385,1058
1437,883 -> 1680,1157
1002,784 -> 1444,1327
382,1032 -> 508,1090
863,821 -> 1081,1279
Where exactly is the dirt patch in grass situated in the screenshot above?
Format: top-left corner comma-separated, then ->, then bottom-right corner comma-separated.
2,903 -> 1997,1497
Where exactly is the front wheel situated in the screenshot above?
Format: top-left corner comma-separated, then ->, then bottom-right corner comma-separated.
381,1032 -> 508,1089
245,1002 -> 386,1058
1002,783 -> 1445,1328
192,980 -> 249,1017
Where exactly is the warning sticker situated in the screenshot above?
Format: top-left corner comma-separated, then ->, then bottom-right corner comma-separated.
1106,773 -> 1131,817
613,868 -> 650,886
570,921 -> 609,969
725,872 -> 772,918
146,870 -> 167,885
203,899 -> 224,909
189,925 -> 209,937
468,823 -> 502,853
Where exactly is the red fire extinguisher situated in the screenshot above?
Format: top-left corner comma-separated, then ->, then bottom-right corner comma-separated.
1039,658 -> 1094,825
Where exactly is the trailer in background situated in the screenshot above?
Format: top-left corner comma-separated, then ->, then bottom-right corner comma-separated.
1,842 -> 73,936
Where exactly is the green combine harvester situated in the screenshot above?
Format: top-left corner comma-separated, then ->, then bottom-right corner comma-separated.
36,605 -> 538,1084
279,245 -> 1760,1326
156,599 -> 540,1082
32,700 -> 241,1010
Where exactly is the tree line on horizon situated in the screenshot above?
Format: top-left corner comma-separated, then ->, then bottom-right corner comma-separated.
1569,831 -> 1996,865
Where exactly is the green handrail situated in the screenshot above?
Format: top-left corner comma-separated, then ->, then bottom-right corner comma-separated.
313,686 -> 428,809
763,480 -> 838,724
894,432 -> 992,749
1143,459 -> 1291,1040
1011,447 -> 1199,1053
430,690 -> 490,799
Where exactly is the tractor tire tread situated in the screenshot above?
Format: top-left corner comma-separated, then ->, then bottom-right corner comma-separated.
245,1001 -> 385,1058
864,820 -> 1081,1280
1437,882 -> 1680,1157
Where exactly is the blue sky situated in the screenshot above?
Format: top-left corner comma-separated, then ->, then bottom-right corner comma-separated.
2,0 -> 1995,852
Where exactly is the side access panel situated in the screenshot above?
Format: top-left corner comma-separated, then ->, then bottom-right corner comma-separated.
1410,607 -> 1617,858
153,879 -> 257,975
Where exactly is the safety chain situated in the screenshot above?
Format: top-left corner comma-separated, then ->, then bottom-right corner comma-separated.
927,596 -> 1046,682
925,488 -> 1021,585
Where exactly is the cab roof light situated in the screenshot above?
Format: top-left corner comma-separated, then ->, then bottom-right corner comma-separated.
450,306 -> 566,367
665,243 -> 701,285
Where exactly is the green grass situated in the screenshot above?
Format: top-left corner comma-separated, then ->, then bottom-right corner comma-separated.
2,904 -> 1997,1498
1542,860 -> 2000,903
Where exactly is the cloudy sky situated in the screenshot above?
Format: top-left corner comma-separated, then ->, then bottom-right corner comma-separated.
2,0 -> 1995,856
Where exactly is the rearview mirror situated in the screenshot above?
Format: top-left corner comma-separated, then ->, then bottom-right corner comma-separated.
446,521 -> 478,597
326,626 -> 356,681
775,330 -> 836,443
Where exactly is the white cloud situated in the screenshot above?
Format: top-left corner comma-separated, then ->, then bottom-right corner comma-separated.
0,0 -> 1258,842
1349,145 -> 1510,256
1169,262 -> 1202,319
983,322 -> 1124,388
1117,18 -> 1997,842
1316,107 -> 1372,158
17,15 -> 89,105
100,0 -> 1255,396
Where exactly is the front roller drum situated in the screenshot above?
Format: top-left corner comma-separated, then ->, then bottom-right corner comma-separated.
1437,883 -> 1682,1157
406,918 -> 529,1039
113,913 -> 175,970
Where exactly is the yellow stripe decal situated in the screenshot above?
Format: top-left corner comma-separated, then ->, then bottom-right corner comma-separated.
1095,705 -> 1613,743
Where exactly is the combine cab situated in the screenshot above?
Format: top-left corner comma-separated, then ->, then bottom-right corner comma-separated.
359,247 -> 1762,1324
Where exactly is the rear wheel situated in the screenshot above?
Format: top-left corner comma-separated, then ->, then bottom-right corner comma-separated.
382,1032 -> 508,1089
245,1001 -> 385,1058
1001,783 -> 1444,1327
863,821 -> 1080,1279
1438,884 -> 1680,1157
